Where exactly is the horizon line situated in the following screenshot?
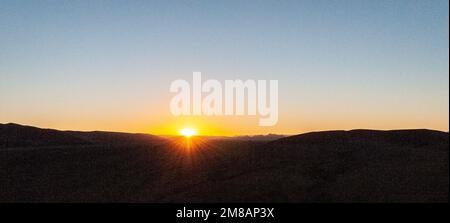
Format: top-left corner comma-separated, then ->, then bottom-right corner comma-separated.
1,122 -> 448,137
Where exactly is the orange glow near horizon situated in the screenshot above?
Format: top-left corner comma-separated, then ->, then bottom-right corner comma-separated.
2,104 -> 449,136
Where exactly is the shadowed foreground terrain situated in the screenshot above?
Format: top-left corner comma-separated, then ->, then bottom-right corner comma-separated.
0,123 -> 448,202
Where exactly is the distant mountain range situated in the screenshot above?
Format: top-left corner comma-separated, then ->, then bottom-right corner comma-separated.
191,134 -> 287,141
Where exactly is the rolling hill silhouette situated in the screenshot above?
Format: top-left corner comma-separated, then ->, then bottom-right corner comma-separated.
0,123 -> 162,148
0,123 -> 448,202
0,123 -> 89,148
273,129 -> 448,147
259,129 -> 449,202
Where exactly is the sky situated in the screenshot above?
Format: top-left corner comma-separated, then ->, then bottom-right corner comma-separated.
0,0 -> 448,135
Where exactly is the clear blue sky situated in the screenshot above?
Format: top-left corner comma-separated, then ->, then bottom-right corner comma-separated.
0,0 -> 448,134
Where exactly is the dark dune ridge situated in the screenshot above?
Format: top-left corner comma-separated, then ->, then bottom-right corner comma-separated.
0,123 -> 448,202
0,123 -> 90,148
0,123 -> 163,148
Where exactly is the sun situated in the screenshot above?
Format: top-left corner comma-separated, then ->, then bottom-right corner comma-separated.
179,128 -> 197,137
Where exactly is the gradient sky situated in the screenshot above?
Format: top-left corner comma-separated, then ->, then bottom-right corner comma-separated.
0,0 -> 448,135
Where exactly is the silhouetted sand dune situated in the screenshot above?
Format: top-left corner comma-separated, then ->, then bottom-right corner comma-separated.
68,131 -> 163,146
258,129 -> 449,202
0,124 -> 448,202
273,129 -> 448,147
0,123 -> 89,148
0,123 -> 163,148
